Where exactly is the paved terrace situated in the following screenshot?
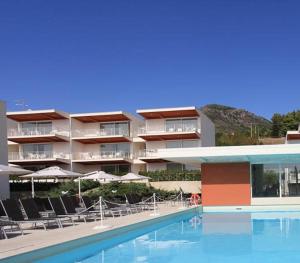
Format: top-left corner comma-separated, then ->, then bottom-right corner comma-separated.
0,203 -> 198,259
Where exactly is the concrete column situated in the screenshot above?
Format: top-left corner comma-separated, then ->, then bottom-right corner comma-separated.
0,101 -> 9,199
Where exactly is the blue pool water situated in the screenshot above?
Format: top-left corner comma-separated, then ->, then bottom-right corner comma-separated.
19,211 -> 300,262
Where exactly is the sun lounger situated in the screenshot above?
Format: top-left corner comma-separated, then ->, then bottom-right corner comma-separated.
81,196 -> 124,218
0,199 -> 60,230
0,219 -> 23,239
48,197 -> 90,223
19,198 -> 70,228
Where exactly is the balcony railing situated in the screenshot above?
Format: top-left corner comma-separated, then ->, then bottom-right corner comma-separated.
138,125 -> 199,134
72,128 -> 129,137
8,127 -> 69,137
138,149 -> 158,158
9,151 -> 70,161
73,151 -> 131,160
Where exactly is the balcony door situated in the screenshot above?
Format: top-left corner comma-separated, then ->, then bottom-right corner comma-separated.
22,143 -> 53,158
100,143 -> 130,158
21,121 -> 52,135
100,122 -> 129,136
165,118 -> 197,132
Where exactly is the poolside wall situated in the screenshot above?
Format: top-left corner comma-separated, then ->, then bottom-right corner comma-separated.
201,162 -> 251,206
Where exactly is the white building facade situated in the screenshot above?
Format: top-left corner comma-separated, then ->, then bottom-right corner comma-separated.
6,106 -> 215,174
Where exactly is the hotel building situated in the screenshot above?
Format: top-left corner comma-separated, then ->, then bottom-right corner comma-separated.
136,107 -> 215,171
6,106 -> 215,174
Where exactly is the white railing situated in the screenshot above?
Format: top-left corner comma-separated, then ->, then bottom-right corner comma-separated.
138,125 -> 199,134
73,151 -> 132,160
138,149 -> 158,158
72,128 -> 129,137
9,151 -> 70,161
8,127 -> 69,137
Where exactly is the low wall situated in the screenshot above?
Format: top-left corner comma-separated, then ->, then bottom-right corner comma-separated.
150,181 -> 201,193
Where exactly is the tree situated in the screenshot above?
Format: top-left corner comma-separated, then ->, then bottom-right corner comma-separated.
271,113 -> 283,137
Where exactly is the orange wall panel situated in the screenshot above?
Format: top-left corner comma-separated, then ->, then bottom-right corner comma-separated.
201,163 -> 251,206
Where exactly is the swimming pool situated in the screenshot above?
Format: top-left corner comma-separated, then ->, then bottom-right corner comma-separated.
5,210 -> 300,263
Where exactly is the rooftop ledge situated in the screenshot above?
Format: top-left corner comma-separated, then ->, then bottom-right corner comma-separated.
156,144 -> 300,165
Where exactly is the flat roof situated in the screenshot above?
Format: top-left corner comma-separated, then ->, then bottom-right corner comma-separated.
7,109 -> 69,121
157,144 -> 300,165
137,106 -> 200,119
70,111 -> 135,123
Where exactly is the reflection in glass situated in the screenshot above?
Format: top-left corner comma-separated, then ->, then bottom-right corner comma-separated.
252,164 -> 279,197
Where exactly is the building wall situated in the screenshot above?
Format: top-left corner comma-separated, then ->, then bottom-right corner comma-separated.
201,162 -> 251,206
150,181 -> 201,193
0,101 -> 10,199
200,113 -> 215,146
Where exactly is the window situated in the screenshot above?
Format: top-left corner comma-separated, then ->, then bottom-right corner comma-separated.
22,144 -> 53,158
21,122 -> 52,135
165,118 -> 197,132
100,143 -> 130,158
167,163 -> 183,172
101,164 -> 130,174
252,164 -> 280,198
166,140 -> 198,148
166,162 -> 197,171
281,164 -> 300,197
100,122 -> 129,136
166,141 -> 182,148
252,163 -> 300,198
182,140 -> 198,148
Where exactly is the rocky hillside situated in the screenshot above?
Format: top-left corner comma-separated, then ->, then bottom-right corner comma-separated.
200,104 -> 272,135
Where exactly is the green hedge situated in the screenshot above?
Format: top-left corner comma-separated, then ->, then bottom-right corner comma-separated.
45,182 -> 178,201
139,170 -> 200,181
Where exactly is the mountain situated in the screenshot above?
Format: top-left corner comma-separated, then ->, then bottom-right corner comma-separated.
200,104 -> 272,136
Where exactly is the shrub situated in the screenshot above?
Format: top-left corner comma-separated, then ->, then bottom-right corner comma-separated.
139,170 -> 200,181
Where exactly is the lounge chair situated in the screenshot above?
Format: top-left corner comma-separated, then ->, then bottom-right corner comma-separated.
0,199 -> 60,231
19,198 -> 69,228
48,197 -> 90,223
104,200 -> 130,216
0,219 -> 23,239
81,196 -> 124,217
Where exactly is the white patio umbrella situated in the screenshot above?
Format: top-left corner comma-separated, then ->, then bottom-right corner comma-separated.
81,171 -> 121,183
0,164 -> 31,175
120,173 -> 150,181
21,166 -> 83,198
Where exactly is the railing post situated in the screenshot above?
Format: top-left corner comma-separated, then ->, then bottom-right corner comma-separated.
94,196 -> 110,230
150,193 -> 160,217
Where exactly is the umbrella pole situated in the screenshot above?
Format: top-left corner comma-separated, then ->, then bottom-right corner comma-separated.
31,177 -> 35,198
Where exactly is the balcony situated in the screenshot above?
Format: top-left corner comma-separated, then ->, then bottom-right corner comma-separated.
7,128 -> 69,143
8,151 -> 70,165
137,125 -> 201,141
72,128 -> 130,144
72,151 -> 132,164
138,149 -> 169,163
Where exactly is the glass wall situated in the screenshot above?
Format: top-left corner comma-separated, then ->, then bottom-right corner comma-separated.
100,143 -> 130,158
100,122 -> 129,136
165,118 -> 197,132
22,144 -> 53,158
252,163 -> 300,198
21,121 -> 52,135
281,164 -> 300,197
166,140 -> 199,148
101,164 -> 130,174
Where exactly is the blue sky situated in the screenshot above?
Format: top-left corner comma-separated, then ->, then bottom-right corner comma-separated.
0,0 -> 299,119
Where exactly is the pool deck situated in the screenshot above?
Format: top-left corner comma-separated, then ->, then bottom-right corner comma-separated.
0,204 -> 198,260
